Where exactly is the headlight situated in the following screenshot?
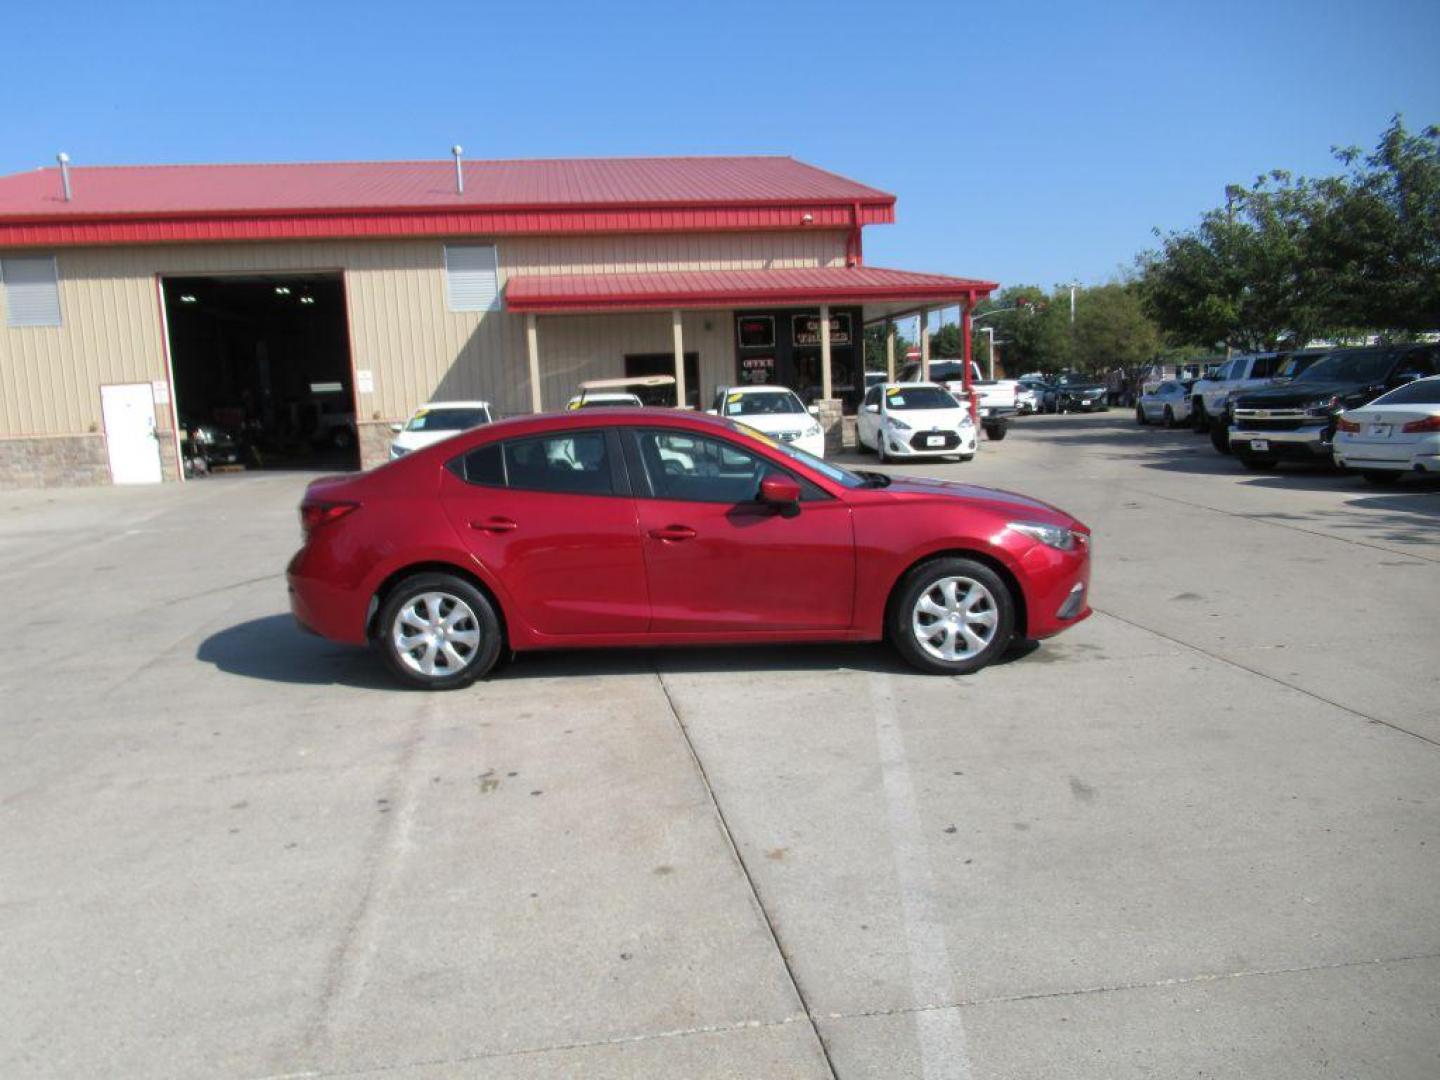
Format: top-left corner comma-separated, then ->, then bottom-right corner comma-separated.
886,416 -> 912,430
1305,395 -> 1341,417
804,422 -> 822,437
389,445 -> 409,460
1008,521 -> 1080,551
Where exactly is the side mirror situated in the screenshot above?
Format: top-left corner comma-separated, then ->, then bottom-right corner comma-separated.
865,403 -> 880,414
388,422 -> 404,434
758,474 -> 801,507
807,405 -> 821,417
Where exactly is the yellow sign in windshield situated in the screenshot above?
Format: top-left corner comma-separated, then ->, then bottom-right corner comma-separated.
735,422 -> 779,448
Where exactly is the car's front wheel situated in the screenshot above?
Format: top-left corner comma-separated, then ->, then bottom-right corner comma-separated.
375,572 -> 503,690
1210,417 -> 1231,455
889,557 -> 1015,676
1191,399 -> 1208,432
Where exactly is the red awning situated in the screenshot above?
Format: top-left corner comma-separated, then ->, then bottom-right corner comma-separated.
504,266 -> 997,314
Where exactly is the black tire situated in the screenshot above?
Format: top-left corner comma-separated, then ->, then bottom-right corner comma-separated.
1135,405 -> 1148,426
984,421 -> 1008,441
877,439 -> 889,464
1209,417 -> 1231,455
1191,398 -> 1208,432
1361,470 -> 1402,485
374,572 -> 503,690
888,557 -> 1016,676
1163,405 -> 1175,428
1236,452 -> 1278,471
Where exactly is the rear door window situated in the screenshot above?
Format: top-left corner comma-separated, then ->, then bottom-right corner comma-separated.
503,433 -> 615,495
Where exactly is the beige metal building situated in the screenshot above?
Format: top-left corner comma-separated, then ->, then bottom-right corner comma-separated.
0,155 -> 994,486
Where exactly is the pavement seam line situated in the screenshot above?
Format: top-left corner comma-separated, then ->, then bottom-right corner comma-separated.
1091,607 -> 1440,750
817,949 -> 1440,1021
1135,487 -> 1440,564
249,1014 -> 814,1079
652,659 -> 842,1080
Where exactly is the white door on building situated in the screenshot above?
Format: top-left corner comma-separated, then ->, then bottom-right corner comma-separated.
101,383 -> 163,484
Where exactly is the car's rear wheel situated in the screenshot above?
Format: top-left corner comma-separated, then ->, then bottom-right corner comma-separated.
376,573 -> 503,690
1361,469 -> 1402,485
1163,405 -> 1175,427
1135,405 -> 1147,425
889,557 -> 1015,676
1191,398 -> 1208,432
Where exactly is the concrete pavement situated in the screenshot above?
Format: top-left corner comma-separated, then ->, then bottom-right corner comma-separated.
1,413 -> 1436,1078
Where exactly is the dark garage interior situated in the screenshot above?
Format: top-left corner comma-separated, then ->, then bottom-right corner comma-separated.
162,274 -> 357,474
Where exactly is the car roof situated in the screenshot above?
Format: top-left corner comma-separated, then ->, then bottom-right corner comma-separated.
882,381 -> 949,390
720,385 -> 798,394
567,391 -> 641,400
417,400 -> 491,410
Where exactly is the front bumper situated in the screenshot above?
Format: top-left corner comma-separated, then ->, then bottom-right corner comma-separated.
1229,421 -> 1332,459
882,426 -> 978,458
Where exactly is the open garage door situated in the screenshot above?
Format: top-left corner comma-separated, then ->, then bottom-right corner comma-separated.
162,273 -> 357,475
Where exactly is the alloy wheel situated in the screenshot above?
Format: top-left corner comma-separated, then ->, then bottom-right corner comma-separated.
911,576 -> 999,662
391,591 -> 481,678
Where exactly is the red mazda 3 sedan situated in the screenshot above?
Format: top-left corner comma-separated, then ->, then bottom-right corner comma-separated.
287,409 -> 1091,689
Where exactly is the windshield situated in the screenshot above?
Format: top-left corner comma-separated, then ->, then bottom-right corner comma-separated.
406,407 -> 489,432
723,391 -> 804,417
1275,353 -> 1326,380
574,396 -> 639,409
1296,349 -> 1393,384
1375,377 -> 1440,405
886,387 -> 959,410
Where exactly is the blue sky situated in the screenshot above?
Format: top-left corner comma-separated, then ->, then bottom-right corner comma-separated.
6,0 -> 1437,291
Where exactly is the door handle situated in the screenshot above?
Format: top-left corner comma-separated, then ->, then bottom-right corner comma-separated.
648,524 -> 697,542
470,517 -> 518,533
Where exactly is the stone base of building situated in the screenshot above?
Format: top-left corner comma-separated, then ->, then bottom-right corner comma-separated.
357,420 -> 398,471
0,434 -> 113,489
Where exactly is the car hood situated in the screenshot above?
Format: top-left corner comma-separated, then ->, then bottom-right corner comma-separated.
879,475 -> 1077,525
1233,380 -> 1379,409
887,408 -> 971,425
728,413 -> 812,432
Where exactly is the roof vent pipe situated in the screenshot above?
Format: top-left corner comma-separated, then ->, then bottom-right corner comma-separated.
452,145 -> 464,196
57,152 -> 72,202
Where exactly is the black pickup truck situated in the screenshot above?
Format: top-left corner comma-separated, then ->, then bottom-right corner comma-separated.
1228,344 -> 1440,469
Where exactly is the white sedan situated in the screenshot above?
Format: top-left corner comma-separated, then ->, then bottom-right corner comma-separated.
1136,380 -> 1192,427
857,382 -> 977,463
389,401 -> 493,460
708,385 -> 825,458
1333,375 -> 1440,484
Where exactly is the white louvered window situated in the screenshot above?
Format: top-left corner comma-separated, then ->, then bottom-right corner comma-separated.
444,244 -> 501,313
1,256 -> 63,328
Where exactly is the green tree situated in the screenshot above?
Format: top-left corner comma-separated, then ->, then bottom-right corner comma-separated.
863,322 -> 912,371
1072,284 -> 1160,371
1137,117 -> 1440,348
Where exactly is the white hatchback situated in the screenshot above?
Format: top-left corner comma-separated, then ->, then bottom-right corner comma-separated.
1333,375 -> 1440,484
708,386 -> 825,458
389,401 -> 493,460
857,382 -> 977,463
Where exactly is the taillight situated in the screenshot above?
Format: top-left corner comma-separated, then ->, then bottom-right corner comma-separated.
1401,415 -> 1440,433
300,500 -> 359,540
1335,416 -> 1361,433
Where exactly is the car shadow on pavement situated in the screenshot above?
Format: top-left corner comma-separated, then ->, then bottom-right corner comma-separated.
197,614 -> 1046,688
196,614 -> 396,690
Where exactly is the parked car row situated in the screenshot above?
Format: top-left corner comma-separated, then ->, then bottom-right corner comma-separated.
1136,344 -> 1440,485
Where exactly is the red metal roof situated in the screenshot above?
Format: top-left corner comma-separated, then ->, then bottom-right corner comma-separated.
0,156 -> 895,247
505,266 -> 997,313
